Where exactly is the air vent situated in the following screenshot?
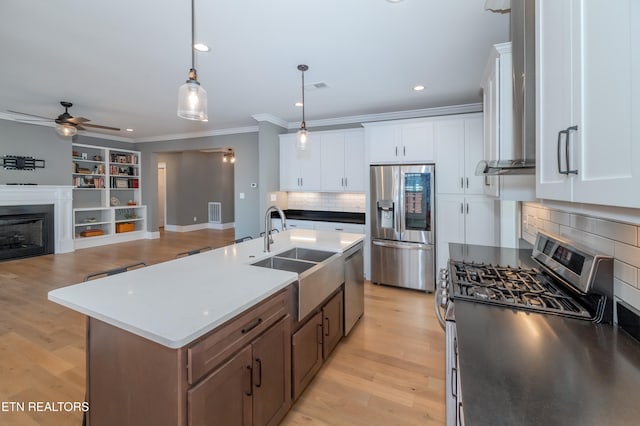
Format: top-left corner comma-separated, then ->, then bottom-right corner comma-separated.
304,81 -> 329,91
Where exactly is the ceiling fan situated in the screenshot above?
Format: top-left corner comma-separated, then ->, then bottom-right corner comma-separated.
8,101 -> 120,137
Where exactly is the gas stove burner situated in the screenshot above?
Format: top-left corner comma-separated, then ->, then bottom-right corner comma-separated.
469,286 -> 498,300
522,294 -> 544,307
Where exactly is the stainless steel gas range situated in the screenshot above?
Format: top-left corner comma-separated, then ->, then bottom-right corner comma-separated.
435,231 -> 614,426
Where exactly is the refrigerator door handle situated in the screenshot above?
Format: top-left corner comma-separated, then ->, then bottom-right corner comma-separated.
373,240 -> 432,250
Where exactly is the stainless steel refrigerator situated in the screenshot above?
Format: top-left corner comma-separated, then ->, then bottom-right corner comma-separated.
370,164 -> 435,292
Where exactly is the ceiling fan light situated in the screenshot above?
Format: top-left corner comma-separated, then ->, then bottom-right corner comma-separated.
177,75 -> 208,121
55,123 -> 77,137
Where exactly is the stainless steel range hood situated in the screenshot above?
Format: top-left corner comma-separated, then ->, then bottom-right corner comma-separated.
480,0 -> 536,176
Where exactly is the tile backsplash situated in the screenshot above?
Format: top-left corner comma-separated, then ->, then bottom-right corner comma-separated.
287,192 -> 366,213
522,202 -> 640,311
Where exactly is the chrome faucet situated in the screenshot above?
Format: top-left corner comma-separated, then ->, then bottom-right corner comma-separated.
264,205 -> 287,252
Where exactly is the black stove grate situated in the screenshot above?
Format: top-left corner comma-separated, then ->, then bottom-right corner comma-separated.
450,261 -> 593,319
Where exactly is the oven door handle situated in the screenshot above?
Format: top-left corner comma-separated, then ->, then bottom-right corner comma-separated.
434,287 -> 447,331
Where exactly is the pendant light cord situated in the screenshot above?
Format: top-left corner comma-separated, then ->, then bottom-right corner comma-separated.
190,0 -> 195,70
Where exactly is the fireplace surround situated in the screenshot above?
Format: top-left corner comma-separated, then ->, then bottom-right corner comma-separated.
0,185 -> 74,255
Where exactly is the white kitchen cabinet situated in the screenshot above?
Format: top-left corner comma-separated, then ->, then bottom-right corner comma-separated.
320,130 -> 365,192
536,0 -> 640,208
364,119 -> 435,164
279,134 -> 322,191
436,194 -> 498,271
434,114 -> 484,195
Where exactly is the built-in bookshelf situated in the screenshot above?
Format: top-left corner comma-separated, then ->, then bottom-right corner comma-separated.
72,143 -> 146,249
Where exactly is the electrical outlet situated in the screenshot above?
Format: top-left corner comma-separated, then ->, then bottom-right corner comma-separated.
193,216 -> 197,222
270,193 -> 277,202
239,193 -> 245,199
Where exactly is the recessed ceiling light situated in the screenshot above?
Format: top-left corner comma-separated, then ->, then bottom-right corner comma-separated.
413,85 -> 425,91
386,0 -> 404,3
193,43 -> 211,52
125,128 -> 134,132
295,102 -> 303,107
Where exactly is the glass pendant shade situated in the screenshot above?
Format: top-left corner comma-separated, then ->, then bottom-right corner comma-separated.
55,123 -> 77,137
177,72 -> 208,121
296,127 -> 308,150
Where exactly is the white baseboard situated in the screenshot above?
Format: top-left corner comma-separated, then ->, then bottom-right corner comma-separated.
164,223 -> 234,232
146,231 -> 160,239
208,222 -> 235,230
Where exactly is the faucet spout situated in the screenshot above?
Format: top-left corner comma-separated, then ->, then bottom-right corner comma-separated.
264,206 -> 287,252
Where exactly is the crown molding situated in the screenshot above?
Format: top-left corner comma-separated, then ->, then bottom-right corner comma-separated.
287,103 -> 484,129
3,103 -> 483,144
133,126 -> 260,143
251,113 -> 289,129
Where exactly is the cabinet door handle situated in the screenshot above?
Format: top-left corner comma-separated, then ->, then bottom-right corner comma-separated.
460,177 -> 464,189
344,177 -> 347,187
341,177 -> 344,187
255,358 -> 262,388
324,317 -> 330,337
466,177 -> 469,188
403,146 -> 406,156
245,365 -> 253,396
395,146 -> 398,157
317,323 -> 323,344
557,129 -> 569,174
460,203 -> 464,214
451,366 -> 458,398
241,317 -> 262,334
565,125 -> 579,175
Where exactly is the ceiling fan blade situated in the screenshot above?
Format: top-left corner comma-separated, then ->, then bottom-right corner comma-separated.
67,116 -> 90,124
7,109 -> 53,120
80,123 -> 120,131
13,118 -> 53,122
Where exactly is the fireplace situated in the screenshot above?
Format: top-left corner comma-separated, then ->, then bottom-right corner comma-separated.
0,204 -> 54,261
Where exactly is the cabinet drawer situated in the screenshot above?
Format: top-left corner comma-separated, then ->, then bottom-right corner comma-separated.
188,289 -> 289,384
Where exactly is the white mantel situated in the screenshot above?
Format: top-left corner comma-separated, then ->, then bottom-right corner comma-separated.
0,185 -> 74,253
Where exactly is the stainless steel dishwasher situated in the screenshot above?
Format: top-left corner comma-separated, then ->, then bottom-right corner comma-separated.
343,242 -> 364,335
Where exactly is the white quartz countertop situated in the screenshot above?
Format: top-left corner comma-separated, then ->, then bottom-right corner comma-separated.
48,229 -> 364,349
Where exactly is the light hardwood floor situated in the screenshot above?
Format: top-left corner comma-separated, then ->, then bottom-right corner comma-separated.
0,229 -> 445,425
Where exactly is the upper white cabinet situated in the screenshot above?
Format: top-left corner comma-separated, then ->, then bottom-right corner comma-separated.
434,114 -> 484,195
320,130 -> 365,192
364,119 -> 435,164
279,133 -> 322,191
536,0 -> 640,208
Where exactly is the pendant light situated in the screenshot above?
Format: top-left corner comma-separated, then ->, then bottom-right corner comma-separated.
296,64 -> 309,150
177,0 -> 208,121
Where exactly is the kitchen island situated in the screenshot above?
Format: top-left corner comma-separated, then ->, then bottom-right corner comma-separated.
48,229 -> 364,426
449,243 -> 640,426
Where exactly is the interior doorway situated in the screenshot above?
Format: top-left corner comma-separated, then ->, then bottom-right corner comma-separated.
157,162 -> 166,228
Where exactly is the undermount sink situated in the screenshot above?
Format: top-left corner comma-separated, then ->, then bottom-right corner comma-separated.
251,256 -> 317,274
276,248 -> 335,263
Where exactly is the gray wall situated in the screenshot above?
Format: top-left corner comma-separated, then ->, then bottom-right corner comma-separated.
0,119 -> 133,185
136,132 -> 260,238
0,120 -> 71,184
258,121 -> 286,231
157,151 -> 234,226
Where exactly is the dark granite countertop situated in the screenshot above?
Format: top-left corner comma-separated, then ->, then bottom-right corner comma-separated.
449,242 -> 640,426
271,209 -> 365,224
